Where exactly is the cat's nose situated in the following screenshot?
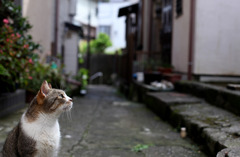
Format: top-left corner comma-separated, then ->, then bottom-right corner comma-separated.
69,98 -> 72,102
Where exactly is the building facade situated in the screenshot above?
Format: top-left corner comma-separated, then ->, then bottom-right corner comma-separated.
172,0 -> 240,79
22,0 -> 82,75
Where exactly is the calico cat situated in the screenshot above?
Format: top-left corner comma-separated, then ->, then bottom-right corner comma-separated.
2,81 -> 73,157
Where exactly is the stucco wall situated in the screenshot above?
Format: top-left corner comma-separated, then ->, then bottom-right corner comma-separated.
64,32 -> 79,75
171,0 -> 190,73
193,0 -> 240,76
22,0 -> 54,62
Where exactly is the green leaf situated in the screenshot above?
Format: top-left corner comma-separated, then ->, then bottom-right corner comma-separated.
0,64 -> 10,76
131,144 -> 150,152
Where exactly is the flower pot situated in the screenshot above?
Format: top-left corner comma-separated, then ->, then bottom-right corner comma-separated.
157,67 -> 173,74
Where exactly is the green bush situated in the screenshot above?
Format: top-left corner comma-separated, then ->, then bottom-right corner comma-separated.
79,33 -> 112,55
26,61 -> 64,93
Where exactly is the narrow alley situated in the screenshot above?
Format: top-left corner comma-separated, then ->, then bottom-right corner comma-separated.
58,85 -> 206,157
0,85 -> 207,157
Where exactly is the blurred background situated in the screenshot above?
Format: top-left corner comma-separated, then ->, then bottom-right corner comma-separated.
1,0 -> 240,109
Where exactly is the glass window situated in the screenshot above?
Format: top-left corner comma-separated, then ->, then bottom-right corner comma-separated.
98,25 -> 111,37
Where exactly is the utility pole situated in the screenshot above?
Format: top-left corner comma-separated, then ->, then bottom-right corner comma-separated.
54,0 -> 59,59
86,13 -> 91,70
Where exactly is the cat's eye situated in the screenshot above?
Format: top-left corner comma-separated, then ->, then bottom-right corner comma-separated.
59,94 -> 64,98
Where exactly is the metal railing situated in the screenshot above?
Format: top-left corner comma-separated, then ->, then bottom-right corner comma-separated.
90,72 -> 103,84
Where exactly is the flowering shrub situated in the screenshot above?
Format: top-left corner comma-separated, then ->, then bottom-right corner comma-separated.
0,0 -> 40,93
0,0 -> 72,95
26,62 -> 64,93
0,18 -> 39,93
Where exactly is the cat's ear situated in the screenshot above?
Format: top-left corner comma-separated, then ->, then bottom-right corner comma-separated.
41,80 -> 50,95
37,81 -> 50,104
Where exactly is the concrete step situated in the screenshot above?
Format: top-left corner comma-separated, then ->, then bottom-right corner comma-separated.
145,91 -> 240,156
175,81 -> 240,116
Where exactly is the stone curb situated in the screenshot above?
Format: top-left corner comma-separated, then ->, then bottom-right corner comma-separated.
0,89 -> 26,118
175,81 -> 240,116
145,92 -> 240,156
217,147 -> 240,157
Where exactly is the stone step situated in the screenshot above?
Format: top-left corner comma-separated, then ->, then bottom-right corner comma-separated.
145,92 -> 240,156
175,81 -> 240,116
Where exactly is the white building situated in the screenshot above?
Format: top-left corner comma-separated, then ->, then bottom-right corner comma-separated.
74,0 -> 98,27
97,0 -> 138,53
172,0 -> 240,80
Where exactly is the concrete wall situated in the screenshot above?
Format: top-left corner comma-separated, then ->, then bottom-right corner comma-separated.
171,0 -> 190,73
64,31 -> 79,75
22,0 -> 54,62
193,0 -> 240,76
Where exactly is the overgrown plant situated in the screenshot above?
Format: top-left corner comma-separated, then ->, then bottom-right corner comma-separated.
76,68 -> 88,90
0,16 -> 39,92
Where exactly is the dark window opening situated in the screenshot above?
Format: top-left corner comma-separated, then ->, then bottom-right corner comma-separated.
176,0 -> 183,17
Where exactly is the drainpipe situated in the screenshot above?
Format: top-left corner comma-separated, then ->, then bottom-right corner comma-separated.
188,0 -> 196,80
148,0 -> 153,56
54,0 -> 59,58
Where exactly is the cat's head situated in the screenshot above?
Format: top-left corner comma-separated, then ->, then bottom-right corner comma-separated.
36,80 -> 73,113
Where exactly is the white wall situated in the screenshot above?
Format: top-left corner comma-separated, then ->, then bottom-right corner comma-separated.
74,0 -> 98,27
22,0 -> 54,62
64,32 -> 79,75
171,0 -> 190,73
194,0 -> 240,76
98,2 -> 135,52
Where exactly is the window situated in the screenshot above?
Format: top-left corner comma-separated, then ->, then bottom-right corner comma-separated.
176,0 -> 183,17
98,25 -> 111,37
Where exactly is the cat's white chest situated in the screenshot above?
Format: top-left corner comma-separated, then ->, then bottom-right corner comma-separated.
21,113 -> 61,157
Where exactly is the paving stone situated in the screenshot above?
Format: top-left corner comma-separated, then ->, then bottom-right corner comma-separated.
143,146 -> 206,157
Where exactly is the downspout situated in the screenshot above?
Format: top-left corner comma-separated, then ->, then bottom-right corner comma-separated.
148,0 -> 153,56
54,0 -> 59,57
188,0 -> 196,80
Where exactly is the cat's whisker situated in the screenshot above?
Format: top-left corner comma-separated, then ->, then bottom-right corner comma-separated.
67,110 -> 72,121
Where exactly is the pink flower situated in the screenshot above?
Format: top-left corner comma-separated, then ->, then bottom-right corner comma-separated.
3,19 -> 9,24
6,38 -> 10,42
28,76 -> 33,80
16,33 -> 21,38
23,44 -> 29,49
0,50 -> 3,54
28,58 -> 33,64
11,34 -> 15,37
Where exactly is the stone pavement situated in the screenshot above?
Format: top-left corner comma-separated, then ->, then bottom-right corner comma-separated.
0,85 -> 207,157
